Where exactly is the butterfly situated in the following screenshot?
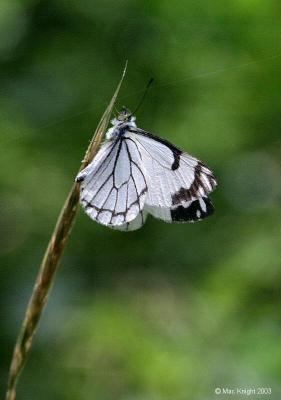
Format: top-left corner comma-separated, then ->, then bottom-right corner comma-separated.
76,108 -> 217,231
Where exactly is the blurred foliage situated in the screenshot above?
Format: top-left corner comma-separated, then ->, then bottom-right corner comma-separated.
1,0 -> 281,399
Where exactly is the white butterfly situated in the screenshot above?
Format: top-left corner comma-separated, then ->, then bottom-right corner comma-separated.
76,108 -> 217,231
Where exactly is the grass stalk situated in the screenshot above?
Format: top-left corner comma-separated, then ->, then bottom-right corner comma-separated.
5,62 -> 127,400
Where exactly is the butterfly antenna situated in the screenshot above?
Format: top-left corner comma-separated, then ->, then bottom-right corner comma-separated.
130,78 -> 154,117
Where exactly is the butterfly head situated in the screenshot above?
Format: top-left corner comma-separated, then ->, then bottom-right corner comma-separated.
117,107 -> 136,123
110,107 -> 136,128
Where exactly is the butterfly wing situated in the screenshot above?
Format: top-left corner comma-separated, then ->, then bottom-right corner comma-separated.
76,137 -> 147,228
128,129 -> 217,222
110,210 -> 148,231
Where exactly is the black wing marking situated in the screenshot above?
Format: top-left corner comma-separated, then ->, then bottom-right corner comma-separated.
171,197 -> 214,222
171,162 -> 217,205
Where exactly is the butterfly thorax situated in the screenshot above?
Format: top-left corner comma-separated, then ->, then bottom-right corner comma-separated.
106,114 -> 137,140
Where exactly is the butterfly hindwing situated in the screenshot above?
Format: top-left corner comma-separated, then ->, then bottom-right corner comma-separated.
110,210 -> 148,231
77,137 -> 147,228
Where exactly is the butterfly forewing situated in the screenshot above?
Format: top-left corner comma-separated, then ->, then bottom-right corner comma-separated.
128,129 -> 217,222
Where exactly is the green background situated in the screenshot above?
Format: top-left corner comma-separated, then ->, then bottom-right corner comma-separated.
1,1 -> 280,399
